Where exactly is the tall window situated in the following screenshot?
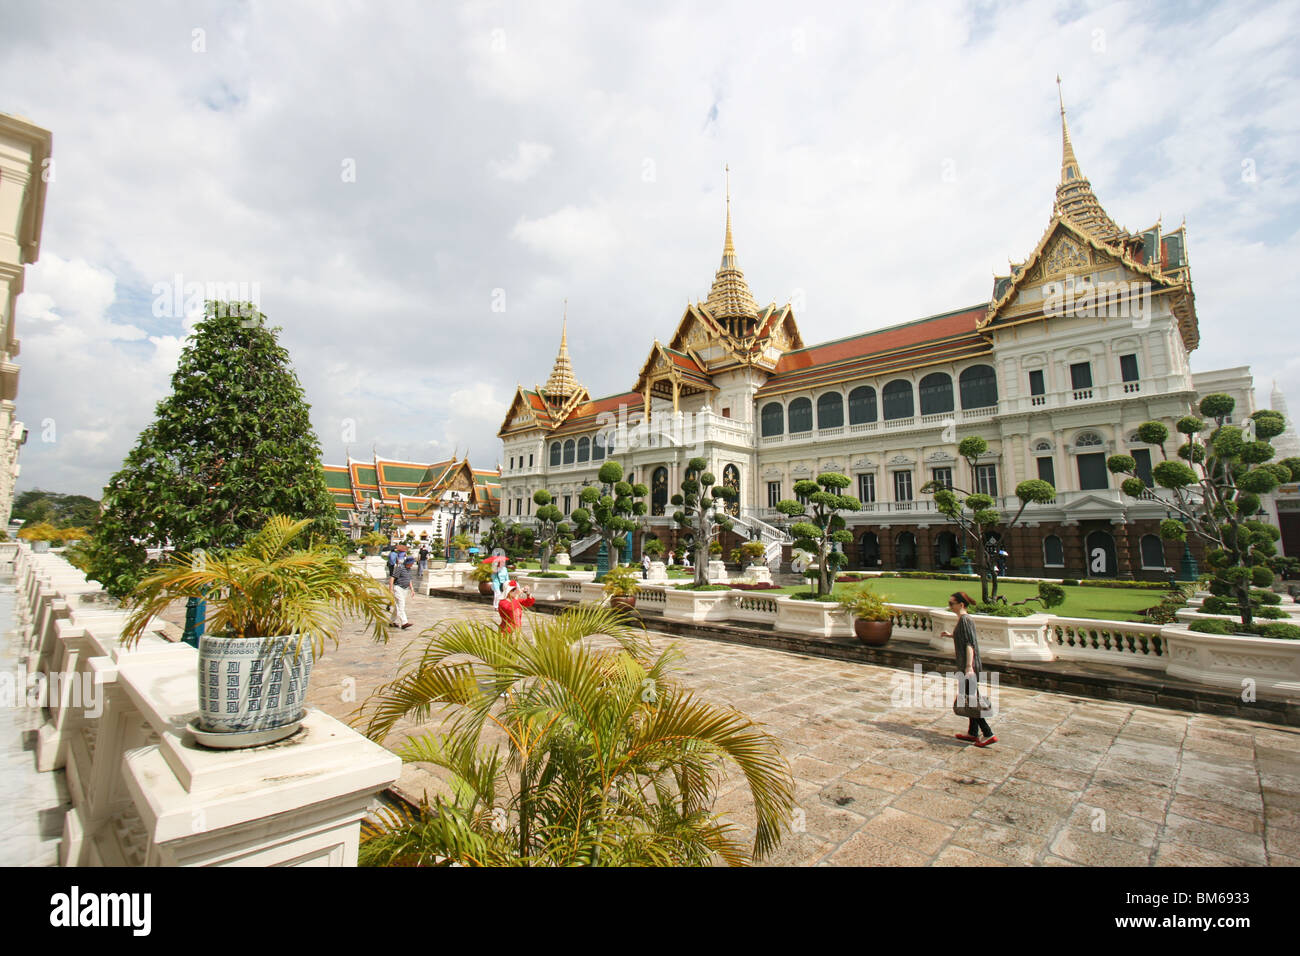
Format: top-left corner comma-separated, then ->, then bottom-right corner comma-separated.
817,393 -> 844,429
1037,456 -> 1055,487
858,473 -> 875,503
1141,534 -> 1165,569
959,365 -> 998,409
723,464 -> 740,516
788,398 -> 813,433
1120,353 -> 1139,382
918,373 -> 955,415
893,470 -> 913,502
651,466 -> 668,516
975,463 -> 998,497
1070,362 -> 1093,390
529,454 -> 534,467
515,498 -> 522,516
509,457 -> 514,470
563,494 -> 571,515
1028,369 -> 1045,396
883,380 -> 914,420
592,432 -> 606,460
577,437 -> 590,463
767,481 -> 781,508
931,467 -> 953,490
1133,448 -> 1153,486
761,402 -> 784,437
848,386 -> 877,424
549,443 -> 561,467
563,440 -> 575,465
1043,534 -> 1064,567
1077,453 -> 1108,490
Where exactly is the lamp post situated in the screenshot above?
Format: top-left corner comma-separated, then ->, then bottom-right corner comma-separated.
442,491 -> 468,562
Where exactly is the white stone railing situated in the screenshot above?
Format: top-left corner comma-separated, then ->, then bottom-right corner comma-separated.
1047,616 -> 1167,670
10,544 -> 400,867
516,582 -> 1300,694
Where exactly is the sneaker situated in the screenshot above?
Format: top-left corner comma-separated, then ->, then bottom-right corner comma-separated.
954,733 -> 978,742
401,622 -> 413,629
974,735 -> 998,748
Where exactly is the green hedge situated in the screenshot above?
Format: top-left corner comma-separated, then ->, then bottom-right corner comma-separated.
1188,619 -> 1300,639
1078,580 -> 1171,590
972,602 -> 1037,617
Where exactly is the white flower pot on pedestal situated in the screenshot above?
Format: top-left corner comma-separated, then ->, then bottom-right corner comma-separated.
646,561 -> 668,584
739,565 -> 772,585
707,560 -> 729,584
1161,624 -> 1300,695
555,553 -> 571,566
663,588 -> 733,623
194,634 -> 313,747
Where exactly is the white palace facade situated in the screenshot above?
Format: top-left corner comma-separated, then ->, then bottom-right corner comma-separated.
497,98 -> 1263,580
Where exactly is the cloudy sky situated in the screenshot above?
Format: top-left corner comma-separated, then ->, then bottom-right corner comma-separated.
4,0 -> 1298,497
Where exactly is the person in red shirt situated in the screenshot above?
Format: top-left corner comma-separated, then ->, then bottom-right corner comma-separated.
497,580 -> 534,633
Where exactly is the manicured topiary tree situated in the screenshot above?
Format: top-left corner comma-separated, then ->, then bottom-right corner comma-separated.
1110,397 -> 1292,628
774,473 -> 860,597
920,436 -> 1056,603
532,490 -> 571,572
669,457 -> 737,587
83,301 -> 346,598
570,461 -> 647,571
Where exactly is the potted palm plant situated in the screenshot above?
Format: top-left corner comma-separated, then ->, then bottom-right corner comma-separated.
601,563 -> 640,609
469,559 -> 496,596
837,586 -> 894,646
120,515 -> 392,749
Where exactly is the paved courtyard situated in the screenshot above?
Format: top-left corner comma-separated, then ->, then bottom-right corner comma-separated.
306,590 -> 1300,867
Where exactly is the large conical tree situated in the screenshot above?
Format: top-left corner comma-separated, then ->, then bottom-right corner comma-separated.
85,301 -> 346,597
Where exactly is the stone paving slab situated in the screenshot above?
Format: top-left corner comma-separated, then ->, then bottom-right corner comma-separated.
290,590 -> 1300,865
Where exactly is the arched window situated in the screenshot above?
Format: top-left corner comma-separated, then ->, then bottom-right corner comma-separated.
918,372 -> 954,416
592,432 -> 606,460
882,380 -> 914,420
549,442 -> 561,467
1075,431 -> 1103,447
577,437 -> 590,463
817,393 -> 844,429
1140,534 -> 1165,569
848,386 -> 877,424
1043,534 -> 1064,567
959,365 -> 998,409
895,531 -> 918,570
723,464 -> 740,516
563,440 -> 575,465
1032,439 -> 1052,452
651,467 -> 668,516
761,402 -> 784,437
788,398 -> 813,433
858,532 -> 880,568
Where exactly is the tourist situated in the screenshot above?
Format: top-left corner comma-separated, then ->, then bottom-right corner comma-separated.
490,554 -> 510,609
642,552 -> 651,579
941,591 -> 996,746
497,580 -> 534,634
997,548 -> 1009,577
418,541 -> 430,576
390,556 -> 416,630
386,543 -> 408,578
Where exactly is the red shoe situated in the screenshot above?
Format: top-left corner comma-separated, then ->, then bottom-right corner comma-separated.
955,733 -> 978,742
974,735 -> 997,747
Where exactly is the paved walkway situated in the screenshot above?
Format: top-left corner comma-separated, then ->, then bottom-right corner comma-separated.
306,590 -> 1300,866
0,577 -> 71,866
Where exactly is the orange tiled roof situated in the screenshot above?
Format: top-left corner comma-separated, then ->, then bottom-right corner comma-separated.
756,304 -> 990,396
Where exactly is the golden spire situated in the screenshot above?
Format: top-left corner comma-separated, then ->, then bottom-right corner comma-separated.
705,163 -> 759,322
1052,78 -> 1124,243
543,301 -> 579,400
1057,76 -> 1080,184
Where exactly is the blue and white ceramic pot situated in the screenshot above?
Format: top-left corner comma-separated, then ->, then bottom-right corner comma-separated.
196,634 -> 314,735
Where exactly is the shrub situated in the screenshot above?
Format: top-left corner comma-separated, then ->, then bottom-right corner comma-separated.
837,586 -> 891,622
1252,589 -> 1282,605
790,591 -> 838,602
1062,579 -> 1079,587
1144,601 -> 1183,625
1078,580 -> 1170,590
1256,606 -> 1287,619
528,571 -> 570,579
1257,622 -> 1300,640
1189,618 -> 1233,634
675,583 -> 731,592
972,602 -> 1036,617
729,582 -> 781,591
584,565 -> 594,571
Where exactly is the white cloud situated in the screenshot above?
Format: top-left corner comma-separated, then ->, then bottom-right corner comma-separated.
491,141 -> 553,182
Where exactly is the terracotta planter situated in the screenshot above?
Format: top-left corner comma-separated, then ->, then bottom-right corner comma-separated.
854,619 -> 893,646
610,595 -> 637,609
478,581 -> 493,596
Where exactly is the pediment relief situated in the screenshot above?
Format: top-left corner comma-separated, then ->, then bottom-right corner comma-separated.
926,451 -> 955,463
762,466 -> 783,479
888,454 -> 914,466
791,464 -> 813,477
852,457 -> 875,470
821,462 -> 842,473
1043,235 -> 1091,277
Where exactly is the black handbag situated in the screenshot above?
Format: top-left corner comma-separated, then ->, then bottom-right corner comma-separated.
952,673 -> 989,718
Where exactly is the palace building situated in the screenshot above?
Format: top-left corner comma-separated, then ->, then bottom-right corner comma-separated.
496,92 -> 1261,580
324,454 -> 500,541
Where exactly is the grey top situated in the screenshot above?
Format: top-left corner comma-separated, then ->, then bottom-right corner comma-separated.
391,565 -> 414,589
952,613 -> 982,675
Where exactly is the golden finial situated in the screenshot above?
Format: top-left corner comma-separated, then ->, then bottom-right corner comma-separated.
723,162 -> 735,256
561,298 -> 567,347
1057,76 -> 1080,184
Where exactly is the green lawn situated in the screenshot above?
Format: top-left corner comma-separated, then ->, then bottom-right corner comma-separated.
774,578 -> 1165,622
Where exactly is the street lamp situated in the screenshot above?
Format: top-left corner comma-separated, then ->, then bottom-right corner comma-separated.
442,490 -> 469,561
1167,507 -> 1199,582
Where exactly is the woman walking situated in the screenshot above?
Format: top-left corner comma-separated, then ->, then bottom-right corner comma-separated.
497,581 -> 534,634
942,591 -> 996,747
